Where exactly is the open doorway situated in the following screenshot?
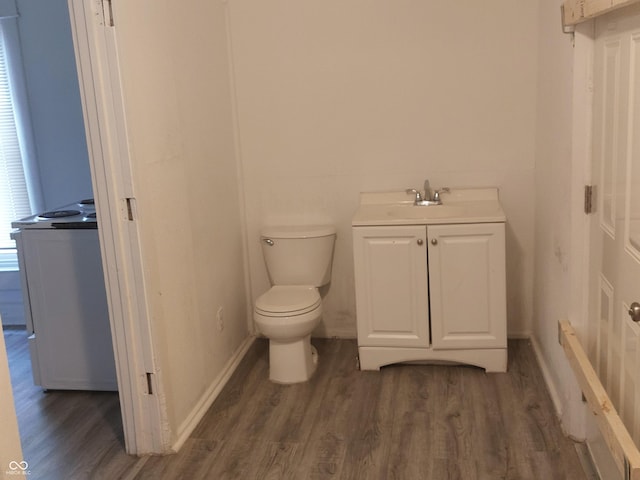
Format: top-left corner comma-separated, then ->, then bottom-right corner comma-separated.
0,0 -> 128,471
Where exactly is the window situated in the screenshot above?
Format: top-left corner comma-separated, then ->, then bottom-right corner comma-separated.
0,26 -> 30,268
0,2 -> 41,271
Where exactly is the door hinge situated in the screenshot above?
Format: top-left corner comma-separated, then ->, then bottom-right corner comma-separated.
146,372 -> 154,395
124,197 -> 135,221
584,185 -> 595,214
101,0 -> 114,27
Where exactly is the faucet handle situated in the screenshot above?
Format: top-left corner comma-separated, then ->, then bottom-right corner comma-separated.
432,187 -> 450,202
406,188 -> 423,203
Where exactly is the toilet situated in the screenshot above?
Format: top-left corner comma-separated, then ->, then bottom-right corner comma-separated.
254,225 -> 336,384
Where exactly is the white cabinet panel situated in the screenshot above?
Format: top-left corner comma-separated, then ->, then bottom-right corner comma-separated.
428,223 -> 507,350
353,226 -> 429,347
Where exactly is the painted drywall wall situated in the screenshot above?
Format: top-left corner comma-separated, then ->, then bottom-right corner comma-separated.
16,0 -> 92,209
532,0 -> 588,437
110,1 -> 249,444
228,0 -> 538,338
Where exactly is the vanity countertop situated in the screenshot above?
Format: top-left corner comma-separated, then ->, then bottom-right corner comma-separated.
352,188 -> 506,226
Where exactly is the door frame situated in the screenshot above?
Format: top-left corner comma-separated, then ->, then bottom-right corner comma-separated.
570,22 -> 596,350
560,21 -> 597,442
66,0 -> 169,454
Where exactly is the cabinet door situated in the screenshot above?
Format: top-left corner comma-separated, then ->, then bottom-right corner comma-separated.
353,226 -> 429,347
428,223 -> 506,350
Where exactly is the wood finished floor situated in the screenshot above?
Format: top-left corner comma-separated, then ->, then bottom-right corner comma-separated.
5,327 -> 591,480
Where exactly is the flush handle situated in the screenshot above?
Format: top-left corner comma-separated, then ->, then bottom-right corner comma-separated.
629,302 -> 640,323
263,238 -> 274,246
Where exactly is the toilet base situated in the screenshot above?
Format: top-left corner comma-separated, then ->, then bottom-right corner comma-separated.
268,334 -> 318,384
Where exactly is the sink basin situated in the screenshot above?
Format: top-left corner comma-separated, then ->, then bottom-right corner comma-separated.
352,188 -> 506,226
386,204 -> 466,220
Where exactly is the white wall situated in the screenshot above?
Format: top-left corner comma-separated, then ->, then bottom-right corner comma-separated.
16,0 -> 92,208
111,0 -> 249,445
229,0 -> 538,338
533,0 -> 588,436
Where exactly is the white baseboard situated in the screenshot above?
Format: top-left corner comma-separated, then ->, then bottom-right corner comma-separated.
171,335 -> 256,452
529,334 -> 564,419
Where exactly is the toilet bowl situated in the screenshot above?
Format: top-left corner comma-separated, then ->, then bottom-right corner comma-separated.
254,286 -> 322,383
253,225 -> 336,384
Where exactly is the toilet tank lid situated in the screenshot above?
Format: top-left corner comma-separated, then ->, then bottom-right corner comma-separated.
260,224 -> 336,239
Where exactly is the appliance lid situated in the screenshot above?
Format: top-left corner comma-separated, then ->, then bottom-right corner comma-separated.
255,286 -> 321,315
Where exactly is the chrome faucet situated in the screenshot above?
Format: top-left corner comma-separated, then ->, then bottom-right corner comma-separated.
406,179 -> 432,204
406,180 -> 449,206
423,179 -> 432,201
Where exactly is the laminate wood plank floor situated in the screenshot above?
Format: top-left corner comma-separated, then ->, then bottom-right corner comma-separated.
4,327 -> 139,480
4,327 -> 592,480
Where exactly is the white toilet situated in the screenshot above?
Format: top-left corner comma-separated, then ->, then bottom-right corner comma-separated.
254,225 -> 336,384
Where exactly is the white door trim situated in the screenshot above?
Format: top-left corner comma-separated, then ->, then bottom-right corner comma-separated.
561,21 -> 597,441
570,22 -> 596,340
67,0 -> 170,454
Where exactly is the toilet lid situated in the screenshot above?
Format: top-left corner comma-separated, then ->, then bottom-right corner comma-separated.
255,286 -> 321,316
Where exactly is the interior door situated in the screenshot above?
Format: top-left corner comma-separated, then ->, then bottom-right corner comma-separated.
590,4 -> 640,446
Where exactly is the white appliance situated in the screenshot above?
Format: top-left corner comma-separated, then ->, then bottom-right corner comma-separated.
11,200 -> 117,391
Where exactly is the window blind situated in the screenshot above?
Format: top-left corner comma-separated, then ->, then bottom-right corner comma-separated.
0,17 -> 33,271
0,27 -> 30,249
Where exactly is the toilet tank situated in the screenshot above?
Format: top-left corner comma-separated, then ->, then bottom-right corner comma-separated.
260,225 -> 336,287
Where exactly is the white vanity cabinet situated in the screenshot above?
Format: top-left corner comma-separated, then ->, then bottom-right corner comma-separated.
351,188 -> 507,372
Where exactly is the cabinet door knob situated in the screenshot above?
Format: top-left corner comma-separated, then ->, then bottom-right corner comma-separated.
629,302 -> 640,322
431,238 -> 438,246
417,239 -> 423,246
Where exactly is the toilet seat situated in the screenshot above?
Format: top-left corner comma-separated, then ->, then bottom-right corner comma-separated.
255,285 -> 321,317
